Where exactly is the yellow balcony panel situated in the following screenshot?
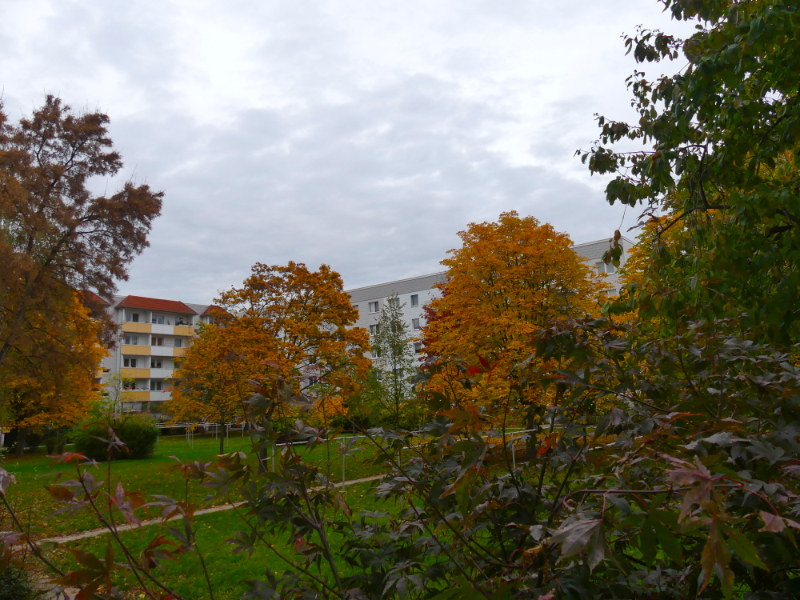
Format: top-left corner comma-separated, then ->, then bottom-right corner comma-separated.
173,348 -> 187,357
174,325 -> 194,336
121,345 -> 149,356
122,322 -> 152,334
121,391 -> 149,402
121,367 -> 150,379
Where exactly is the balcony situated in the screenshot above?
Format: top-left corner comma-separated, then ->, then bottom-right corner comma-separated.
121,344 -> 149,356
122,322 -> 151,334
121,367 -> 150,379
121,390 -> 149,402
150,368 -> 174,379
173,347 -> 187,357
174,325 -> 194,336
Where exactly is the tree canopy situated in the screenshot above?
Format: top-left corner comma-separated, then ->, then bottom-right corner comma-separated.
215,262 -> 371,425
421,211 -> 603,421
169,319 -> 251,454
0,95 -> 162,429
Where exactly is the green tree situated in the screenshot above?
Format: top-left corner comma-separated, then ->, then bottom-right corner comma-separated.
370,294 -> 417,428
583,0 -> 800,343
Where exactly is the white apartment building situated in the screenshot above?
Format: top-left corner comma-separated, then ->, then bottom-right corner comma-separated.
96,295 -> 222,413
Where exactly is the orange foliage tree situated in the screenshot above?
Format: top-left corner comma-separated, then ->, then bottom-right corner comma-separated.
1,292 -> 106,455
421,211 -> 604,426
213,262 -> 371,433
169,319 -> 252,454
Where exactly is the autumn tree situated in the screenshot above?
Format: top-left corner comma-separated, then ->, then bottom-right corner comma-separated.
0,95 -> 162,427
215,262 -> 370,440
170,321 -> 251,454
0,292 -> 106,456
421,211 -> 603,422
370,294 -> 418,428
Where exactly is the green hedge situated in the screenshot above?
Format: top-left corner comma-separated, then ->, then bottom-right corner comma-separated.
72,414 -> 159,461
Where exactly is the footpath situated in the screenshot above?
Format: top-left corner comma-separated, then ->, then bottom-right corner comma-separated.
41,473 -> 385,545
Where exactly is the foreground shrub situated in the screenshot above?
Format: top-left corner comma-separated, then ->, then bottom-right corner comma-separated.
72,414 -> 159,461
0,566 -> 38,600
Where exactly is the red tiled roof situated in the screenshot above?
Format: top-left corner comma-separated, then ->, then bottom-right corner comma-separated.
201,305 -> 227,316
116,296 -> 196,314
80,290 -> 110,307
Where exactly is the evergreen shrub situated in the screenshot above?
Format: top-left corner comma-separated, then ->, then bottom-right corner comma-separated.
73,414 -> 159,461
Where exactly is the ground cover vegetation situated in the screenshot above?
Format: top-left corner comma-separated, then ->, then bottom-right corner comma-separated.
1,0 -> 800,599
0,435 -> 384,541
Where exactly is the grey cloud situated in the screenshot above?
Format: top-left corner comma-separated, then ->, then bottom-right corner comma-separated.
111,73 -> 617,302
2,0 -> 670,304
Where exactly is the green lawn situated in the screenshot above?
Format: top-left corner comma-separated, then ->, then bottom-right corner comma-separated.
45,480 -> 393,600
1,434 -> 385,540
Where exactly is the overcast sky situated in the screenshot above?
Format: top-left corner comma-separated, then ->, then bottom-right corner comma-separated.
1,0 -> 691,302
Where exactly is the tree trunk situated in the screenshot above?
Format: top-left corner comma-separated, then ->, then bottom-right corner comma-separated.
219,419 -> 225,455
15,428 -> 27,458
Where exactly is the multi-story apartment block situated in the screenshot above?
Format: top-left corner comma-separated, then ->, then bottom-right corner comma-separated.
95,236 -> 634,412
97,295 -> 221,413
348,272 -> 448,360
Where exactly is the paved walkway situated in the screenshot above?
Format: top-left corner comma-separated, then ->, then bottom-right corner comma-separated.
41,474 -> 385,545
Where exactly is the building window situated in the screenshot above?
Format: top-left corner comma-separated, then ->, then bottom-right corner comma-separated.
124,335 -> 138,345
125,312 -> 140,322
388,297 -> 399,308
308,376 -> 318,386
152,336 -> 163,346
410,294 -> 418,307
414,342 -> 422,354
150,380 -> 162,391
369,324 -> 379,335
412,318 -> 420,330
606,263 -> 616,274
123,358 -> 137,368
175,317 -> 188,326
174,338 -> 183,348
369,301 -> 379,313
150,359 -> 162,369
151,315 -> 165,324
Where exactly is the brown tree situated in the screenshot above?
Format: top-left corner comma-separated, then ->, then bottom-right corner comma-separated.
0,96 -> 162,399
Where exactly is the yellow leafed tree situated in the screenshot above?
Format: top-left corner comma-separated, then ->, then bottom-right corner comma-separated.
1,292 -> 107,454
169,318 -> 253,454
421,211 -> 604,426
177,263 -> 371,442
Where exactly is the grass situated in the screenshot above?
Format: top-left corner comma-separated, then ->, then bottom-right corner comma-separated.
44,479 -> 392,600
1,433 -> 386,540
